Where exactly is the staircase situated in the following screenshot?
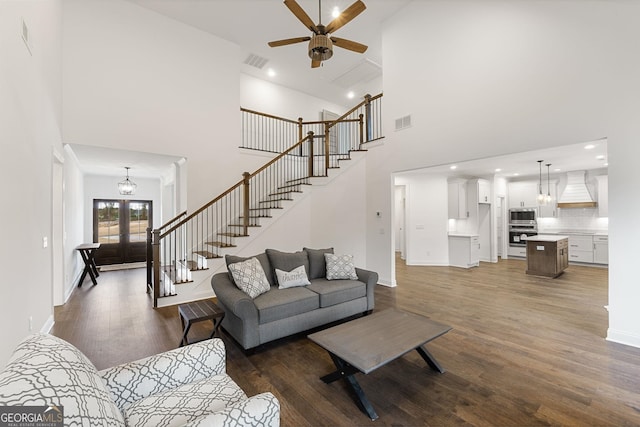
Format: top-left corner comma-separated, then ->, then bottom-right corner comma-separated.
146,94 -> 383,307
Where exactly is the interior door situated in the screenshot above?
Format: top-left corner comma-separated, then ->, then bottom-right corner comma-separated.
93,199 -> 152,265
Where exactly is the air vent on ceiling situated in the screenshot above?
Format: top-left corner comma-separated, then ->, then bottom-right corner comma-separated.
395,115 -> 412,131
331,58 -> 382,88
243,53 -> 269,69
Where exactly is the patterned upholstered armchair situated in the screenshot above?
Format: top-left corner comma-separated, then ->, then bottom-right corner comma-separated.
0,334 -> 279,427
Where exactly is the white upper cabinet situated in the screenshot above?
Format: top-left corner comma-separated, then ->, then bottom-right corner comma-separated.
508,181 -> 539,208
596,175 -> 608,217
448,180 -> 467,219
477,179 -> 491,204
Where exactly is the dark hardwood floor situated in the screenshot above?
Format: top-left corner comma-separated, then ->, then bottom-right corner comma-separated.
51,257 -> 640,426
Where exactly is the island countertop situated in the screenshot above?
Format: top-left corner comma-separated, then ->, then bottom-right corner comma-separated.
525,234 -> 569,242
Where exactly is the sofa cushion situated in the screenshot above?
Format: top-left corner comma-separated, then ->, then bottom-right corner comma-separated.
266,249 -> 310,286
0,333 -> 125,427
254,286 -> 319,324
307,279 -> 367,308
325,253 -> 358,280
123,374 -> 246,427
304,247 -> 334,279
226,253 -> 275,287
275,265 -> 311,289
227,257 -> 271,299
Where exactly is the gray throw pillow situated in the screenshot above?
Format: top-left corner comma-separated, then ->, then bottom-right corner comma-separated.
304,247 -> 334,279
225,252 -> 274,287
265,249 -> 310,286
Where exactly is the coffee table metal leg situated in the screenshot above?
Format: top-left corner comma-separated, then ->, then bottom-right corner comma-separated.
416,345 -> 445,373
322,352 -> 379,421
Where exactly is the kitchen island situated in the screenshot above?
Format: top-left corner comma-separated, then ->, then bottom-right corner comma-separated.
525,235 -> 569,278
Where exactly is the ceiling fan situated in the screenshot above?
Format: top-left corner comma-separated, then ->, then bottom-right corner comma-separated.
268,0 -> 368,68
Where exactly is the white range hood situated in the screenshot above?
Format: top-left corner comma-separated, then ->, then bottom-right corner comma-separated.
557,170 -> 597,208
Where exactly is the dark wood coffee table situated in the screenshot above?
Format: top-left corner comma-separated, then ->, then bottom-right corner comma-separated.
308,308 -> 452,420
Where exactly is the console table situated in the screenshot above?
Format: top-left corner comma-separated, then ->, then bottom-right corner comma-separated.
76,243 -> 100,287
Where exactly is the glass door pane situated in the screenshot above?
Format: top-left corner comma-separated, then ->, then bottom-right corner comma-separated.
97,201 -> 120,244
128,202 -> 150,243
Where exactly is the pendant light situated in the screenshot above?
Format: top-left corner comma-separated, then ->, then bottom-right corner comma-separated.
545,163 -> 552,204
118,167 -> 137,195
536,160 -> 546,205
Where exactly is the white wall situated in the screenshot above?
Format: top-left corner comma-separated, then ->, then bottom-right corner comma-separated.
394,174 -> 449,267
63,146 -> 85,303
0,0 -> 63,364
376,0 -> 640,347
62,0 -> 242,211
240,74 -> 349,122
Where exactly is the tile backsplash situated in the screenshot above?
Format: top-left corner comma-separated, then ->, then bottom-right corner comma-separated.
537,207 -> 608,233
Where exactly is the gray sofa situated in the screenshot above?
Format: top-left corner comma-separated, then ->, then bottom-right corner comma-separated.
211,247 -> 377,350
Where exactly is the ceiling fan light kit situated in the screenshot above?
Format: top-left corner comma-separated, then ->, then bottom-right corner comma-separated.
269,0 -> 368,68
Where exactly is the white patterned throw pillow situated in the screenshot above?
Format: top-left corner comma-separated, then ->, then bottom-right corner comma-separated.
228,257 -> 271,298
325,253 -> 358,280
275,265 -> 311,289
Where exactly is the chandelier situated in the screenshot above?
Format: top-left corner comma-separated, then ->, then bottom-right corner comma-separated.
118,167 -> 137,195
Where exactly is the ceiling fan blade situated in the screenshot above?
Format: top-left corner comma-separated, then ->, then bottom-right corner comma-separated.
311,59 -> 321,68
330,37 -> 368,53
284,0 -> 319,33
325,0 -> 366,34
268,36 -> 311,47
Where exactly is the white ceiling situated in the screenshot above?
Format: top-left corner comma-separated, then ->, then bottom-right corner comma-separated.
397,139 -> 608,181
126,0 -> 411,105
71,1 -> 609,181
69,144 -> 184,179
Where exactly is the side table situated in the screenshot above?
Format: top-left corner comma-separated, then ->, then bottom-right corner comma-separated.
76,243 -> 101,287
178,300 -> 225,347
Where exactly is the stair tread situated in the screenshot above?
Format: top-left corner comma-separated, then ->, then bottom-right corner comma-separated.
206,241 -> 237,248
228,224 -> 262,227
193,250 -> 222,259
249,207 -> 282,211
239,215 -> 272,218
186,260 -> 209,271
269,191 -> 302,196
218,232 -> 249,237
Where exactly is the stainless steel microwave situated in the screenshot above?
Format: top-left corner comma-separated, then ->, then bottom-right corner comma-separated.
509,208 -> 537,225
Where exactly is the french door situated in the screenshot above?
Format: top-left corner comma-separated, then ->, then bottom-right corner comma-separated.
93,199 -> 152,265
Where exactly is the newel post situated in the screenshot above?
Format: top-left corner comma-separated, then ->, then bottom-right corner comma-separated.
243,172 -> 250,236
364,93 -> 372,142
146,226 -> 152,291
359,113 -> 365,147
307,131 -> 315,177
152,229 -> 160,307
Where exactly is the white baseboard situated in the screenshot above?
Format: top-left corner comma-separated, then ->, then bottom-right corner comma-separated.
606,328 -> 640,349
41,315 -> 55,334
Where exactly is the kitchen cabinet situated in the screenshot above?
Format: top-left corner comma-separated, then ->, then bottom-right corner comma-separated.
525,235 -> 569,278
538,180 -> 558,218
596,175 -> 608,217
508,181 -> 539,208
508,246 -> 527,258
448,180 -> 467,219
568,235 -> 594,263
477,179 -> 491,204
593,235 -> 609,264
448,235 -> 479,268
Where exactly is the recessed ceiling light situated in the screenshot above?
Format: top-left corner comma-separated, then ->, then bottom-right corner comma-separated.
513,173 -> 519,176
554,168 -> 561,172
604,162 -> 609,167
332,6 -> 340,18
584,144 -> 595,150
450,165 -> 457,170
267,68 -> 276,77
494,168 -> 502,172
347,91 -> 355,99
596,155 -> 605,160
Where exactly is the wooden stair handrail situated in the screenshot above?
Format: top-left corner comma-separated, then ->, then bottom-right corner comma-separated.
240,108 -> 299,124
327,93 -> 382,131
158,210 -> 187,231
159,134 -> 313,239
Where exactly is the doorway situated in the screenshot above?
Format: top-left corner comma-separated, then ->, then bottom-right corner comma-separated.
93,199 -> 152,265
